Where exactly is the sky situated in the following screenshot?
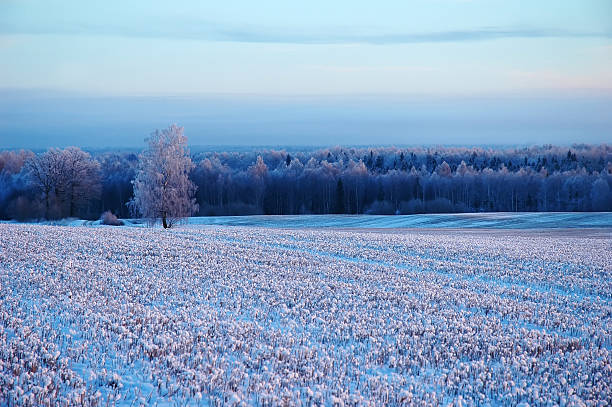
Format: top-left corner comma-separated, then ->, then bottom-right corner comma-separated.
0,0 -> 611,148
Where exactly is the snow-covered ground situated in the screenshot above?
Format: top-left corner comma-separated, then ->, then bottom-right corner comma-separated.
187,212 -> 612,229
10,211 -> 612,229
1,224 -> 611,405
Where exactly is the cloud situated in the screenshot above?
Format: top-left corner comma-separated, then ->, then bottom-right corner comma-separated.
506,69 -> 612,91
205,26 -> 612,44
309,65 -> 441,73
1,19 -> 611,44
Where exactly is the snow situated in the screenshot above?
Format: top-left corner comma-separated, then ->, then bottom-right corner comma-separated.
5,211 -> 612,229
186,212 -> 612,229
0,223 -> 610,405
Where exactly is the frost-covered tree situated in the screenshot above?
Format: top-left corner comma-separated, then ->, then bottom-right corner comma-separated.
99,152 -> 138,218
61,147 -> 101,217
26,148 -> 65,218
129,125 -> 198,228
591,177 -> 611,211
25,147 -> 101,219
248,155 -> 268,210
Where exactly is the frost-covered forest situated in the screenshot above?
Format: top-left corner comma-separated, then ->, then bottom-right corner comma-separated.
0,144 -> 610,220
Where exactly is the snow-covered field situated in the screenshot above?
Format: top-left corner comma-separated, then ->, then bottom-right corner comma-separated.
10,212 -> 612,230
186,212 -> 612,230
1,223 -> 611,406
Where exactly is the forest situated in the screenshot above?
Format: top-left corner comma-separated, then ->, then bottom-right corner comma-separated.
0,144 -> 610,221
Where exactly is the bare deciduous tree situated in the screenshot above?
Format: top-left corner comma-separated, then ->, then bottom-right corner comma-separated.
26,147 -> 101,219
26,148 -> 64,218
61,147 -> 101,217
129,124 -> 198,228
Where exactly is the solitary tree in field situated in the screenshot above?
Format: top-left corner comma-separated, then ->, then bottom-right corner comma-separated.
129,125 -> 198,228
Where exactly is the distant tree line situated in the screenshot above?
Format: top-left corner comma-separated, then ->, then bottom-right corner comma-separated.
0,143 -> 610,220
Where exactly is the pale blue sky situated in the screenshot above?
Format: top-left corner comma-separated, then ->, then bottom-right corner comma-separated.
0,0 -> 611,147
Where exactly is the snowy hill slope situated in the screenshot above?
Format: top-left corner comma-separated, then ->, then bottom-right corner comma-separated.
186,212 -> 612,229
5,212 -> 611,229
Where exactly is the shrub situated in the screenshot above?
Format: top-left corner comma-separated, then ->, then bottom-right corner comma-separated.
425,198 -> 456,213
399,199 -> 425,214
366,200 -> 396,215
100,211 -> 124,226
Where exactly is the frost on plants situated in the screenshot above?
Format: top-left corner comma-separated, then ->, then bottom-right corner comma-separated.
0,224 -> 610,405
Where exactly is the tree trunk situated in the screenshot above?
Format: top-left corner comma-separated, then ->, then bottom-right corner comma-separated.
44,187 -> 50,219
69,185 -> 75,218
162,212 -> 168,229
